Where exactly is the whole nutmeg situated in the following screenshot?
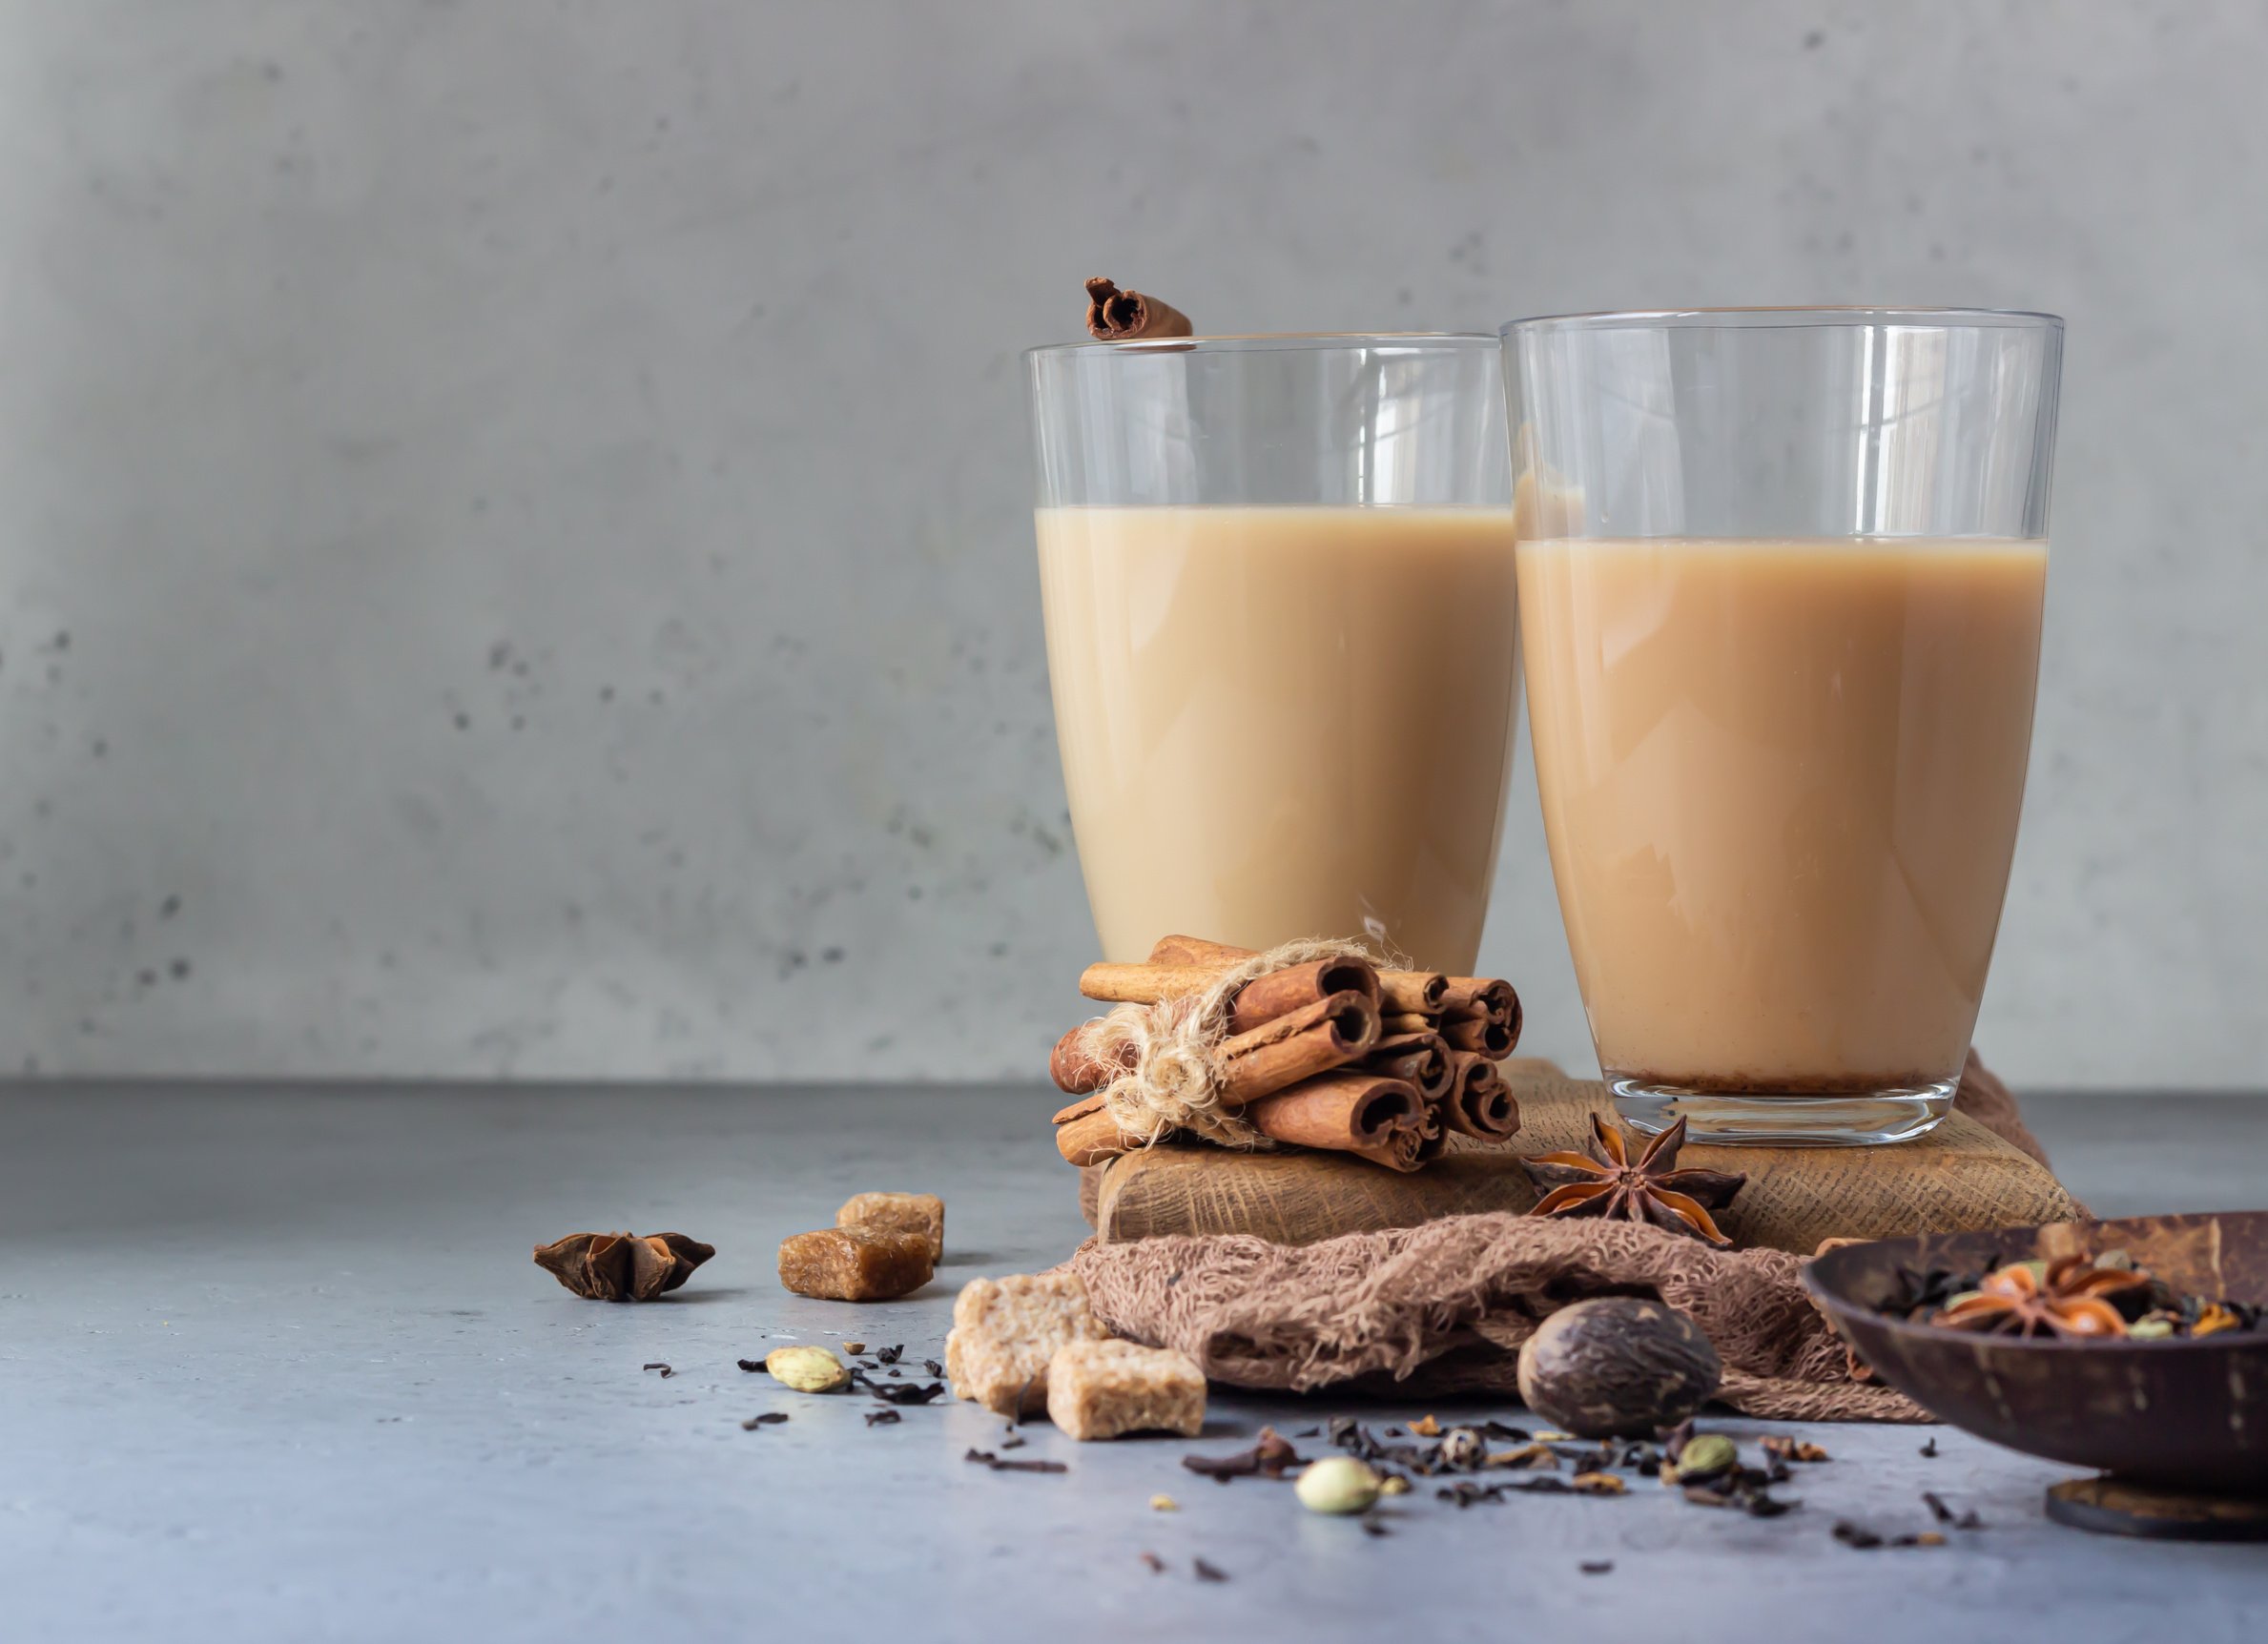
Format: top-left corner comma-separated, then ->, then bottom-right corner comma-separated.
764,1346 -> 850,1392
1674,1432 -> 1740,1480
1294,1455 -> 1383,1516
1515,1297 -> 1722,1438
1439,1427 -> 1484,1471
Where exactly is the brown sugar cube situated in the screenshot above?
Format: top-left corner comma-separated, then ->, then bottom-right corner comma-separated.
835,1191 -> 944,1261
776,1226 -> 935,1301
1044,1339 -> 1206,1441
944,1272 -> 1108,1416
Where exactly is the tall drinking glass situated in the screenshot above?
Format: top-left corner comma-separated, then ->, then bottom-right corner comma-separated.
1503,309 -> 2063,1144
1029,335 -> 1519,972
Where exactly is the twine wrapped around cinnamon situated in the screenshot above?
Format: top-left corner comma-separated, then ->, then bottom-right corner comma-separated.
1068,937 -> 1382,1150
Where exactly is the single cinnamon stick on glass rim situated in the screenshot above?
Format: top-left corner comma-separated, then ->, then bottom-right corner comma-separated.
1145,935 -> 1448,1018
1215,991 -> 1379,1105
1441,1050 -> 1522,1142
1050,1025 -> 1135,1095
1241,1072 -> 1421,1154
1083,277 -> 1193,341
1366,1032 -> 1453,1103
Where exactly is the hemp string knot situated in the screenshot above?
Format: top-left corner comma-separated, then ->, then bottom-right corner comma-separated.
1073,936 -> 1381,1149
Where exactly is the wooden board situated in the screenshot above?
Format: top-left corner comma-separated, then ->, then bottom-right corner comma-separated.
1092,1060 -> 2086,1255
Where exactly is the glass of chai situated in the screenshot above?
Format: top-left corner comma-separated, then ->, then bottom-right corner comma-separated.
1028,334 -> 1520,972
1502,308 -> 2063,1144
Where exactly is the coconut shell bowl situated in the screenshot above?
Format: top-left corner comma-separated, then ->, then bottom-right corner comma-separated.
1804,1211 -> 2268,1539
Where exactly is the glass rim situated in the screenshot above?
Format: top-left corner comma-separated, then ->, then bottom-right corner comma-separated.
1024,331 -> 1497,361
1500,305 -> 2064,337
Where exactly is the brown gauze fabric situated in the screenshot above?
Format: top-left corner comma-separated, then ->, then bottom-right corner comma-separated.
1064,1052 -> 2053,1423
1069,1215 -> 1926,1422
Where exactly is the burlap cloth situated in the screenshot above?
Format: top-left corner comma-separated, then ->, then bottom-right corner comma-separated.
1065,1052 -> 2052,1423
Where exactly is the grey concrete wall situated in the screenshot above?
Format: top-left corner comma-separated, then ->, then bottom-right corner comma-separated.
0,0 -> 2260,1086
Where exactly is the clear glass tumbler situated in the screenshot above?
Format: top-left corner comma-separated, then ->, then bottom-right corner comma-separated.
1502,308 -> 2063,1144
1028,335 -> 1519,972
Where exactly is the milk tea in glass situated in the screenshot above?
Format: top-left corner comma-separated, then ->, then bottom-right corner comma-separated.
1028,336 -> 1519,973
1503,309 -> 2063,1144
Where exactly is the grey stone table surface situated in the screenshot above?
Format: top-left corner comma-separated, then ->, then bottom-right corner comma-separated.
4,1082 -> 2266,1644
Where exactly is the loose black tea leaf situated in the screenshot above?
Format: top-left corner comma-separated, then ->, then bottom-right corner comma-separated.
1580,1560 -> 1615,1575
737,1359 -> 765,1373
1921,1491 -> 1954,1524
1140,1552 -> 1165,1574
1184,1428 -> 1305,1482
888,1368 -> 903,1378
1482,1420 -> 1534,1442
876,1345 -> 904,1364
1891,1532 -> 1947,1548
1918,1436 -> 1938,1458
1193,1558 -> 1229,1583
643,1362 -> 673,1379
865,1408 -> 902,1427
999,1434 -> 1027,1450
1955,1510 -> 1985,1531
1293,1427 -> 1321,1439
853,1370 -> 945,1406
1361,1515 -> 1391,1537
965,1448 -> 1067,1474
923,1360 -> 944,1378
1682,1468 -> 1799,1517
1327,1417 -> 1461,1476
1832,1520 -> 1885,1550
739,1412 -> 790,1430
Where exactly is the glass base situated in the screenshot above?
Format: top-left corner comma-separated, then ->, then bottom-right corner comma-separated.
1609,1076 -> 1957,1147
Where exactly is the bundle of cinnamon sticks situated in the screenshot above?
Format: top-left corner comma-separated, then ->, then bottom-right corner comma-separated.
1050,935 -> 1523,1174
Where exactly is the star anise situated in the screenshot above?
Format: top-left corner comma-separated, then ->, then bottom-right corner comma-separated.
1519,1115 -> 1747,1247
1928,1254 -> 2146,1339
533,1230 -> 715,1302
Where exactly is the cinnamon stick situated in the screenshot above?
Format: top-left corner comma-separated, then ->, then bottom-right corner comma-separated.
1083,277 -> 1193,341
1146,935 -> 1448,1020
1243,1072 -> 1422,1158
1228,957 -> 1380,1032
1079,962 -> 1216,1006
1438,1003 -> 1517,1058
1055,1104 -> 1135,1167
1147,935 -> 1248,966
1378,970 -> 1449,1016
1385,1011 -> 1437,1038
1050,1025 -> 1134,1095
1442,1051 -> 1522,1142
1078,956 -> 1381,1033
1215,992 -> 1379,1105
1445,977 -> 1522,1055
1366,1032 -> 1453,1103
